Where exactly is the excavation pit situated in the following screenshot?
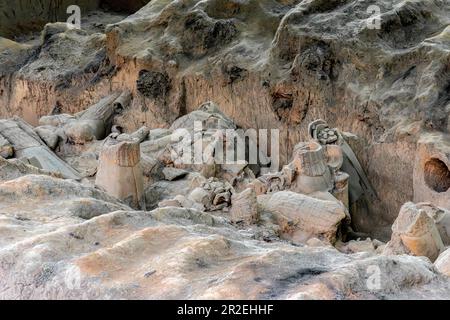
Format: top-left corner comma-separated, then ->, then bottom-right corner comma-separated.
0,0 -> 151,39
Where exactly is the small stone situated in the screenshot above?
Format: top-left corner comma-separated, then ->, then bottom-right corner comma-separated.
158,199 -> 182,208
384,202 -> 445,262
95,141 -> 145,210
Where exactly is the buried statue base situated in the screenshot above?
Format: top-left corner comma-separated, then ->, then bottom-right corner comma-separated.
0,95 -> 450,299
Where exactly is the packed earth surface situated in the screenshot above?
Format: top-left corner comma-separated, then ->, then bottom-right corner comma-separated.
1,0 -> 450,299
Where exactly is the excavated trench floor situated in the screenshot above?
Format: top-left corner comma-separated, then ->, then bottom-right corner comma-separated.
10,10 -> 129,44
0,3 -> 400,240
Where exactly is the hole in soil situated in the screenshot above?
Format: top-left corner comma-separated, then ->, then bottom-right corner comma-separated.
424,158 -> 450,193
